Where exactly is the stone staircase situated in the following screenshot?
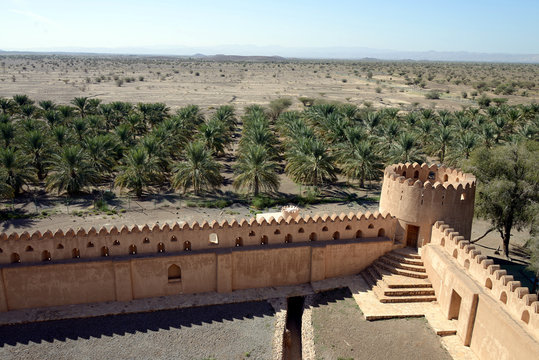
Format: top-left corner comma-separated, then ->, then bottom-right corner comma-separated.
361,248 -> 437,303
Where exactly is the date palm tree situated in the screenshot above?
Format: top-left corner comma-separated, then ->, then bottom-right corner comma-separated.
115,146 -> 158,198
0,147 -> 36,196
234,144 -> 280,196
46,145 -> 97,196
389,133 -> 425,164
339,139 -> 384,188
171,141 -> 222,196
71,97 -> 89,118
285,137 -> 337,191
0,168 -> 13,199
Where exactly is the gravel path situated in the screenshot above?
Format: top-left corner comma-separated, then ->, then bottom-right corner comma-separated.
311,288 -> 452,360
0,301 -> 276,360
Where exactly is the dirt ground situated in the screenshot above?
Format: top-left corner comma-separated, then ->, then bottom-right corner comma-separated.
0,56 -> 537,112
0,300 -> 276,360
311,288 -> 452,360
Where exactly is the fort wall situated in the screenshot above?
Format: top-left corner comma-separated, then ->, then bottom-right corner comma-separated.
424,221 -> 539,359
380,163 -> 475,246
0,211 -> 397,311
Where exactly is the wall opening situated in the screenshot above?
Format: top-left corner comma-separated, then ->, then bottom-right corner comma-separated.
129,244 -> 137,255
274,229 -> 281,235
448,290 -> 462,320
485,278 -> 493,289
157,242 -> 165,253
102,246 -> 109,257
428,171 -> 435,180
521,310 -> 530,324
284,234 -> 292,243
332,231 -> 340,240
56,244 -> 64,249
249,230 -> 255,237
500,291 -> 507,304
298,227 -> 304,233
209,233 -> 219,245
143,237 -> 150,244
168,264 -> 181,282
322,226 -> 328,232
309,232 -> 317,241
72,248 -> 80,258
443,174 -> 448,182
368,224 -> 374,229
414,170 -> 419,179
183,241 -> 191,251
460,194 -> 466,201
403,171 -> 407,177
11,253 -> 20,263
440,238 -> 445,247
261,235 -> 268,245
378,228 -> 385,237
452,249 -> 458,259
87,241 -> 94,248
25,246 -> 33,252
356,230 -> 362,239
171,235 -> 177,242
235,237 -> 243,247
464,259 -> 470,269
113,240 -> 120,246
41,250 -> 51,261
345,225 -> 351,230
456,177 -> 460,182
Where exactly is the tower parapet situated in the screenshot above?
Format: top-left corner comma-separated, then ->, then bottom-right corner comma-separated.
379,162 -> 476,247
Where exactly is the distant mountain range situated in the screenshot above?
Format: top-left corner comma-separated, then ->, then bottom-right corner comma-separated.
1,45 -> 538,63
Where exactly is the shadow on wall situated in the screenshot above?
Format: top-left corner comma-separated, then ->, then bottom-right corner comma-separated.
0,300 -> 275,347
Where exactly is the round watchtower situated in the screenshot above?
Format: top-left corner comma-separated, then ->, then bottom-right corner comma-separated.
379,163 -> 476,247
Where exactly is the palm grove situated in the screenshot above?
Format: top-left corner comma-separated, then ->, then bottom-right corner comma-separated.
0,95 -> 538,259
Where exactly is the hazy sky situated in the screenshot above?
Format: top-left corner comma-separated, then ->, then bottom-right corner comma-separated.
1,0 -> 538,54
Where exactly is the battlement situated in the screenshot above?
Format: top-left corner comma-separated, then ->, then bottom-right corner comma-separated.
0,211 -> 396,265
430,221 -> 539,338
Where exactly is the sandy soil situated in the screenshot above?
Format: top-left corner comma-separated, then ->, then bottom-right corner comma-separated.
311,288 -> 452,360
0,300 -> 276,360
0,56 -> 537,112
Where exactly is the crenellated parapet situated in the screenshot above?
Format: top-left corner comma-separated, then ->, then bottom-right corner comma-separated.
380,162 -> 476,245
430,221 -> 539,339
0,211 -> 397,266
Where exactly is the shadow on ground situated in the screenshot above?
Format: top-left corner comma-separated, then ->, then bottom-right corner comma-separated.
0,300 -> 274,347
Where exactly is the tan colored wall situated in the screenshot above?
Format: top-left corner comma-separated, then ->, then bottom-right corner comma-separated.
380,163 -> 475,245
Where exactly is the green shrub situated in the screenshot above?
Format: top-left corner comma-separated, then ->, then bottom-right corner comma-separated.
425,90 -> 440,100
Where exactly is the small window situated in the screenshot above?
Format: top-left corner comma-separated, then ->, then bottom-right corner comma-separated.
249,230 -> 255,237
184,241 -> 191,251
11,253 -> 21,263
456,178 -> 460,182
171,235 -> 177,242
25,245 -> 34,252
72,248 -> 80,258
413,170 -> 419,179
168,264 -> 181,282
209,233 -> 219,245
332,232 -> 340,240
298,228 -> 304,233
500,291 -> 507,304
284,234 -> 292,243
274,229 -> 281,235
42,250 -> 51,261
345,225 -> 351,230
309,232 -> 317,241
356,230 -> 362,239
460,194 -> 465,201
143,237 -> 150,244
102,246 -> 109,257
322,226 -> 328,232
403,171 -> 407,177
428,171 -> 435,180
129,245 -> 137,255
235,237 -> 243,247
443,174 -> 448,182
368,224 -> 374,229
261,235 -> 268,245
378,228 -> 385,237
87,241 -> 95,248
157,242 -> 165,253
440,237 -> 445,247
56,244 -> 64,250
452,249 -> 458,259
113,240 -> 120,246
485,278 -> 492,289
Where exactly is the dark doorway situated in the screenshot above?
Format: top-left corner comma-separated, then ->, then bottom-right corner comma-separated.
406,225 -> 420,248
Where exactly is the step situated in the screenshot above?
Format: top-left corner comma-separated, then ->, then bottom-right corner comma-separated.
385,252 -> 424,266
379,256 -> 426,273
372,264 -> 433,288
382,286 -> 435,297
393,248 -> 422,259
374,260 -> 429,279
361,270 -> 376,288
377,294 -> 437,303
